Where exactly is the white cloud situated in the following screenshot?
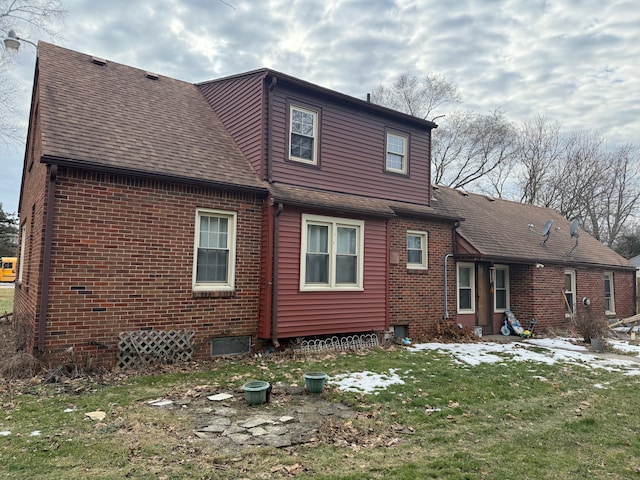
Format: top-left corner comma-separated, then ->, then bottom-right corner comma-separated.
1,0 -> 639,213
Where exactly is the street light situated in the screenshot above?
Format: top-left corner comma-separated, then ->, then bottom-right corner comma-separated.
3,29 -> 37,53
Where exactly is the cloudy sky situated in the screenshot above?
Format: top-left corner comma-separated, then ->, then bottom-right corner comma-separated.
1,0 -> 639,214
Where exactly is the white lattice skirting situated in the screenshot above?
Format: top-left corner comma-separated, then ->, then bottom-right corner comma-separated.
117,330 -> 195,369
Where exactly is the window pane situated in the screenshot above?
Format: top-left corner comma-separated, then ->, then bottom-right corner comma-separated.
496,290 -> 507,309
307,224 -> 328,253
407,235 -> 421,249
291,134 -> 313,160
386,153 -> 404,171
388,135 -> 405,154
495,269 -> 505,289
196,249 -> 228,282
337,227 -> 356,254
459,289 -> 471,310
336,255 -> 356,283
604,276 -> 611,296
408,250 -> 422,264
306,253 -> 328,283
565,293 -> 574,313
292,109 -> 314,135
459,267 -> 471,288
564,273 -> 572,292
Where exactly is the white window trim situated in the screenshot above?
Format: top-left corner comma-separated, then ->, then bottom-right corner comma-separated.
493,264 -> 510,312
300,214 -> 364,292
407,230 -> 428,270
564,269 -> 576,316
604,271 -> 615,315
289,105 -> 318,165
18,223 -> 26,284
192,208 -> 237,292
457,262 -> 476,314
385,132 -> 408,174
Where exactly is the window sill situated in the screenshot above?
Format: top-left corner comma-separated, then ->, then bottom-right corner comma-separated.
407,265 -> 428,271
192,290 -> 235,299
300,286 -> 364,293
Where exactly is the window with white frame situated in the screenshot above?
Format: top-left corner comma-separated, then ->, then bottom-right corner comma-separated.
300,214 -> 364,291
604,272 -> 615,314
494,265 -> 509,311
386,132 -> 408,174
18,223 -> 26,283
193,209 -> 237,291
564,270 -> 576,314
290,105 -> 318,164
457,262 -> 475,313
407,230 -> 428,269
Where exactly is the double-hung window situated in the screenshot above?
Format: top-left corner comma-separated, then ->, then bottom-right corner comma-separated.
193,209 -> 237,292
290,105 -> 318,164
457,262 -> 475,313
301,214 -> 364,291
407,231 -> 428,269
564,270 -> 576,314
604,272 -> 615,314
493,265 -> 509,311
386,132 -> 408,174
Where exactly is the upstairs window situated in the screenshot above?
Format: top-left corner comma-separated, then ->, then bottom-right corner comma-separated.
386,132 -> 408,174
407,231 -> 428,269
604,272 -> 615,314
193,209 -> 237,292
290,105 -> 318,164
301,214 -> 364,291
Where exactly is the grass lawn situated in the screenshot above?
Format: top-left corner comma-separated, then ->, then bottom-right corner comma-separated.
1,344 -> 640,479
0,286 -> 13,314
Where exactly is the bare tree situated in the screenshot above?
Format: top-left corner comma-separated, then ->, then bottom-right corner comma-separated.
1,0 -> 66,146
514,114 -> 565,204
432,109 -> 517,190
370,72 -> 461,120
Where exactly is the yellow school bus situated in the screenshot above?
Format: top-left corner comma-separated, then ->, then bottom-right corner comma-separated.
0,257 -> 17,282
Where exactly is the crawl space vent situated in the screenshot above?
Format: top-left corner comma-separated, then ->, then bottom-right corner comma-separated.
211,336 -> 251,356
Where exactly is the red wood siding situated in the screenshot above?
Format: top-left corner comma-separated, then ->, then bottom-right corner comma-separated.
269,85 -> 432,205
274,207 -> 387,338
258,200 -> 274,338
198,73 -> 266,178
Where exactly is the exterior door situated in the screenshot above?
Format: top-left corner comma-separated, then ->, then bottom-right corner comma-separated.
476,263 -> 492,330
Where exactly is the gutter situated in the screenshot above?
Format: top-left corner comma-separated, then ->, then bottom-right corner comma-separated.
38,164 -> 57,353
271,202 -> 284,347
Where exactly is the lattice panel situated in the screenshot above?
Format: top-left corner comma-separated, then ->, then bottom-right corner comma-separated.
117,330 -> 195,369
298,333 -> 379,354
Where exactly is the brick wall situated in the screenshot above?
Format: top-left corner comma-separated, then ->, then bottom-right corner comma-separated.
509,264 -> 636,333
13,92 -> 46,354
24,167 -> 264,365
388,216 -> 455,340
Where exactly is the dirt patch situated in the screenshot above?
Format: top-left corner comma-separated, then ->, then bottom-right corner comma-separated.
137,381 -> 411,454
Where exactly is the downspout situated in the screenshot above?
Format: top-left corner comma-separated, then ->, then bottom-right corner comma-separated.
38,164 -> 57,353
443,253 -> 453,320
266,75 -> 277,183
271,202 -> 284,347
443,221 -> 460,320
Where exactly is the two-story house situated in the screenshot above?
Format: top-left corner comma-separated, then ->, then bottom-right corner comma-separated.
13,43 -> 636,366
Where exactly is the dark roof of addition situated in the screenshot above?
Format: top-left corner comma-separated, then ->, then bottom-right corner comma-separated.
430,185 -> 633,269
35,42 -> 267,193
269,183 -> 461,221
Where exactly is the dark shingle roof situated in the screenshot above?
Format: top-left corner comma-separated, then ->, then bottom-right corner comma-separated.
36,42 -> 267,193
430,185 -> 632,269
269,183 -> 461,221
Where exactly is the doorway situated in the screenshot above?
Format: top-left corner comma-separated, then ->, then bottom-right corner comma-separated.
476,263 -> 492,332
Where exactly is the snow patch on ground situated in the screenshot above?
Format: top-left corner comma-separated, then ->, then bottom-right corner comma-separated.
330,338 -> 640,393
